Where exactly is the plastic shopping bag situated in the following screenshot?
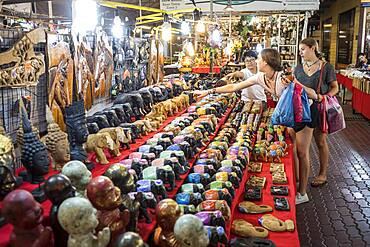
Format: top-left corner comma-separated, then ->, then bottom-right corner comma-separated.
326,96 -> 346,134
293,83 -> 311,123
317,97 -> 328,133
271,83 -> 295,127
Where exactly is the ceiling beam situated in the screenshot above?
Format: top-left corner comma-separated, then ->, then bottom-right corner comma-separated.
3,0 -> 51,4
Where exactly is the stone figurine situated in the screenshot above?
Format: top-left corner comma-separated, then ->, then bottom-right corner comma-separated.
153,199 -> 182,247
57,197 -> 111,247
65,100 -> 90,165
44,174 -> 76,247
61,160 -> 91,198
2,189 -> 54,247
113,232 -> 148,247
20,101 -> 50,184
42,123 -> 70,171
174,214 -> 209,247
87,176 -> 130,243
104,164 -> 139,232
0,133 -> 17,198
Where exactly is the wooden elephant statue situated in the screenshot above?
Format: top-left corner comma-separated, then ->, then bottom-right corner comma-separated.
85,132 -> 115,165
99,126 -> 132,151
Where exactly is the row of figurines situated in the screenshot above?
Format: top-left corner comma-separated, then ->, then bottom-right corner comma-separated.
1,97 -> 240,247
1,98 -> 263,247
0,90 -> 194,196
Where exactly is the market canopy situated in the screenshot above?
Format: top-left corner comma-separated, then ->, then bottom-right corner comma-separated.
160,0 -> 319,12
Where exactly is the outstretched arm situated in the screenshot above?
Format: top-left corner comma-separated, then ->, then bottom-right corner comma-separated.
193,76 -> 258,99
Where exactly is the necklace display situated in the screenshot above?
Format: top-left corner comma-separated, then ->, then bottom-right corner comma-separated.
304,59 -> 320,72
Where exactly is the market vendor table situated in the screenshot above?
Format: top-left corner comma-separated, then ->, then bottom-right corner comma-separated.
192,66 -> 221,74
0,103 -> 235,247
227,139 -> 299,247
336,73 -> 370,120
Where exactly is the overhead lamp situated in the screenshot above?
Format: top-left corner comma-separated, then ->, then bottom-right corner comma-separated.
196,20 -> 205,33
211,26 -> 222,43
112,12 -> 123,39
162,14 -> 171,41
181,16 -> 190,36
72,0 -> 97,34
193,9 -> 201,21
184,40 -> 195,57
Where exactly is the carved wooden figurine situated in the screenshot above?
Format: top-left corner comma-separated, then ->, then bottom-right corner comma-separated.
2,189 -> 54,247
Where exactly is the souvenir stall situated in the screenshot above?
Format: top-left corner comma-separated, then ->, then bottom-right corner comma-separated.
0,0 -> 320,247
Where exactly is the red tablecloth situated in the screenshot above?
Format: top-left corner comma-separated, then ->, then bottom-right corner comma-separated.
192,66 -> 221,74
0,104 -> 235,246
336,73 -> 353,91
228,140 -> 299,247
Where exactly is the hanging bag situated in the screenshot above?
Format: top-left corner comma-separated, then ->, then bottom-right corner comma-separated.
271,82 -> 295,127
316,62 -> 345,134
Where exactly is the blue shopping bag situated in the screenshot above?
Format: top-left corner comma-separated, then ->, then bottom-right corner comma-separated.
271,82 -> 295,127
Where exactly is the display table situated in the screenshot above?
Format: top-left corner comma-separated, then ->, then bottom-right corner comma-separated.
336,73 -> 370,119
0,103 -> 235,246
228,140 -> 299,247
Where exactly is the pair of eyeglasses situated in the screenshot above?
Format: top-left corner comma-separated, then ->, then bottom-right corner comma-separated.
245,58 -> 256,63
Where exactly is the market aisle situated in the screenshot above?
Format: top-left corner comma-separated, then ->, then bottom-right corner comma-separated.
296,105 -> 370,247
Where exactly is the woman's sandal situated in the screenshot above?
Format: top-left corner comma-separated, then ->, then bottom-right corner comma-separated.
311,177 -> 327,187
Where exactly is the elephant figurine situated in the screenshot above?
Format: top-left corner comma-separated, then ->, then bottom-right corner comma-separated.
129,152 -> 156,164
128,192 -> 157,224
225,154 -> 248,168
175,192 -> 203,206
111,105 -> 130,123
147,137 -> 173,150
153,132 -> 174,141
206,181 -> 235,198
212,172 -> 240,189
193,164 -> 216,176
160,150 -> 189,170
195,211 -> 226,228
267,148 -> 283,163
102,109 -> 121,127
179,204 -> 197,214
203,189 -> 233,207
252,146 -> 268,162
120,159 -> 149,177
204,226 -> 228,247
149,87 -> 163,103
120,123 -> 140,140
88,114 -> 110,130
138,88 -> 154,113
199,149 -> 223,162
138,145 -> 163,157
218,166 -> 243,180
98,127 -> 127,157
114,93 -> 146,118
134,119 -> 156,133
87,122 -> 100,134
136,179 -> 167,201
117,103 -> 135,122
187,173 -> 211,186
85,132 -> 115,165
181,183 -> 205,193
195,159 -> 221,170
151,157 -> 186,180
197,200 -> 231,221
142,165 -> 176,191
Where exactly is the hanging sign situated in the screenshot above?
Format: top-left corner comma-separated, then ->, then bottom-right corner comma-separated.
184,0 -> 319,12
160,0 -> 187,11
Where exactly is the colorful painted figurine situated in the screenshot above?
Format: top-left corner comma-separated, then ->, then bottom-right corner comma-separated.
62,160 -> 91,198
153,199 -> 182,247
44,174 -> 76,247
87,176 -> 130,243
2,189 -> 54,247
58,197 -> 111,247
174,214 -> 209,247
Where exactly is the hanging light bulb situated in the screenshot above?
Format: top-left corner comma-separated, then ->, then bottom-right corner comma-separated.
225,39 -> 234,56
112,15 -> 123,39
181,17 -> 190,36
196,20 -> 205,33
72,0 -> 97,34
184,40 -> 195,57
162,22 -> 171,41
211,28 -> 221,43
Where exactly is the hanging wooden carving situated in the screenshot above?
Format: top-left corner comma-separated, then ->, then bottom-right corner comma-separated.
47,33 -> 73,131
0,28 -> 46,88
157,40 -> 164,84
93,29 -> 113,98
148,38 -> 157,85
75,37 -> 94,110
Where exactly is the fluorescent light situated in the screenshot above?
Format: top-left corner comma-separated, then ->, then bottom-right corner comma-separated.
72,0 -> 97,34
162,22 -> 171,41
323,24 -> 332,28
112,16 -> 123,39
196,20 -> 205,33
181,21 -> 190,35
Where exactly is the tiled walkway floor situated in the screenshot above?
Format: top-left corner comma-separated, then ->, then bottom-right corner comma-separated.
297,105 -> 370,247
